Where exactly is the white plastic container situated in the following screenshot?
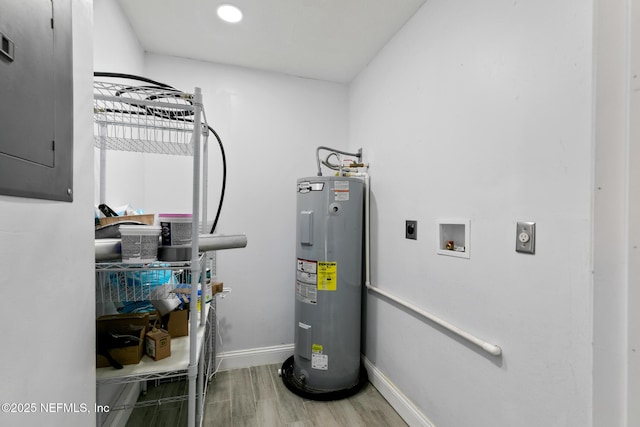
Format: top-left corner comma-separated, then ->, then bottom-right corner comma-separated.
158,214 -> 192,246
149,284 -> 182,315
119,225 -> 161,264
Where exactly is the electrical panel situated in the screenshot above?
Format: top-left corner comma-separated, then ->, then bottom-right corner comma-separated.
0,0 -> 73,201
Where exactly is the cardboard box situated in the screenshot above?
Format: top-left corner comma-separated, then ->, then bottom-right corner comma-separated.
97,214 -> 155,228
145,328 -> 171,361
96,313 -> 148,369
162,307 -> 189,338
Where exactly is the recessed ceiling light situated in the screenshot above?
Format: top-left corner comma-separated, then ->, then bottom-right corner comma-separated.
217,4 -> 243,23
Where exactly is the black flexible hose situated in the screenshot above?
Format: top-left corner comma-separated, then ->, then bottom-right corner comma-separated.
207,125 -> 226,234
94,71 -> 175,89
94,72 -> 227,234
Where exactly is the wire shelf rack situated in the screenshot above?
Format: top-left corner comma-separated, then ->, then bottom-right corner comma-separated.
95,256 -> 204,303
93,77 -> 212,426
93,81 -> 202,156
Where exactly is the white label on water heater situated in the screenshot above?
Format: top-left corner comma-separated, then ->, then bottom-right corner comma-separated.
312,353 -> 328,370
297,259 -> 317,274
334,181 -> 350,201
296,281 -> 317,305
296,258 -> 318,304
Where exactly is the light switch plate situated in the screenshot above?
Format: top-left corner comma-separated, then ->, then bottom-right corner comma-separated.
516,222 -> 535,254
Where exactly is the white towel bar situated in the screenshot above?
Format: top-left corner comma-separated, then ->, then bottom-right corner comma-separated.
365,282 -> 502,357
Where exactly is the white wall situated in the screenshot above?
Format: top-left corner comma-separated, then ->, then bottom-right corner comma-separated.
93,0 -> 144,73
93,0 -> 146,211
626,1 -> 640,425
349,1 -> 593,426
0,1 -> 95,426
140,54 -> 349,352
92,0 -> 350,357
592,0 -> 629,425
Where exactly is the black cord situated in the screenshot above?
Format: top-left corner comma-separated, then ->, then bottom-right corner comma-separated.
94,71 -> 175,89
208,125 -> 226,234
94,72 -> 227,234
96,72 -> 194,120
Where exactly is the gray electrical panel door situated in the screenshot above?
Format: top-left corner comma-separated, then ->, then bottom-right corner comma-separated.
0,0 -> 73,201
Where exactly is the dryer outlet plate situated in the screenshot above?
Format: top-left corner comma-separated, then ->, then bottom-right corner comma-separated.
516,221 -> 535,254
406,220 -> 417,240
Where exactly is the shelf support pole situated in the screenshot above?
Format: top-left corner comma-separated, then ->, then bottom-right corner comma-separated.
99,122 -> 107,204
188,87 -> 203,427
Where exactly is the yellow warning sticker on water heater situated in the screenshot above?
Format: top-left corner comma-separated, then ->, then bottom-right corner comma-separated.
317,262 -> 337,291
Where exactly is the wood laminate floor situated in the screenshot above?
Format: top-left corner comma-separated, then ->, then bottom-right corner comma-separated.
125,363 -> 407,427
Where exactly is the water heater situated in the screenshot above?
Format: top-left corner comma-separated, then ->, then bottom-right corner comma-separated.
281,175 -> 367,400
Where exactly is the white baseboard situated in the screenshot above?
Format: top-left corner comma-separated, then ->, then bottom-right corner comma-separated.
363,357 -> 434,427
217,344 -> 294,371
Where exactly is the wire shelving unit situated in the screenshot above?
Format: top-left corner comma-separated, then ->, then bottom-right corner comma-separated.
93,79 -> 211,426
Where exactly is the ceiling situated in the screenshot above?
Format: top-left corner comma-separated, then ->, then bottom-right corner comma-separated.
117,0 -> 426,83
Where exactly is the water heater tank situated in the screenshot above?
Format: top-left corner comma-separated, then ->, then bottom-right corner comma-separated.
281,176 -> 368,400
